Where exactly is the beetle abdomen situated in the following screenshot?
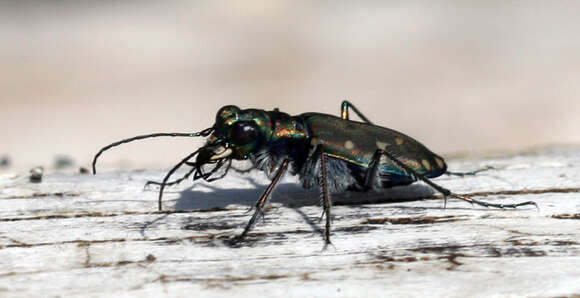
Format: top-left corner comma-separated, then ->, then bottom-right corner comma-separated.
300,113 -> 447,182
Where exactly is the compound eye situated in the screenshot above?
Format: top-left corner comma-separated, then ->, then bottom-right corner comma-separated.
230,121 -> 259,145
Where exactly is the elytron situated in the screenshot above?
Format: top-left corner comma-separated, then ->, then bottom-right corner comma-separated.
93,101 -> 536,245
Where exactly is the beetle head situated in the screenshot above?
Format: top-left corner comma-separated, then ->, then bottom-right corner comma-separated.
202,105 -> 268,161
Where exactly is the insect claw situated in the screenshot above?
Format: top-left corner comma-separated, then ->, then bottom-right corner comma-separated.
321,240 -> 336,252
224,235 -> 245,247
143,181 -> 158,190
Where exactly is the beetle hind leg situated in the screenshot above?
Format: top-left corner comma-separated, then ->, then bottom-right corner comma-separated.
446,165 -> 495,177
340,100 -> 374,124
376,149 -> 538,210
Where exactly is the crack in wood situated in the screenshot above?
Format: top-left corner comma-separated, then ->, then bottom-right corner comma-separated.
551,213 -> 580,220
0,191 -> 81,200
84,254 -> 157,269
0,232 -> 272,250
0,207 -> 231,222
360,253 -> 467,271
365,243 -> 553,267
153,272 -> 310,289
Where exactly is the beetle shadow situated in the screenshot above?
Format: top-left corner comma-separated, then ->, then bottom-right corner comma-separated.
173,180 -> 318,210
171,174 -> 438,211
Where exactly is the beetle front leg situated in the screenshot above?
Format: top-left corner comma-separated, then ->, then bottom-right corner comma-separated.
234,159 -> 290,243
340,100 -> 374,124
145,159 -> 231,189
144,166 -> 196,189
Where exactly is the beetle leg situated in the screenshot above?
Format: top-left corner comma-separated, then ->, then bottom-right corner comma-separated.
204,159 -> 232,182
318,147 -> 333,247
362,149 -> 383,190
377,149 -> 538,210
144,166 -> 196,189
145,158 -> 231,190
158,150 -> 202,211
446,165 -> 494,177
235,159 -> 290,243
340,100 -> 374,124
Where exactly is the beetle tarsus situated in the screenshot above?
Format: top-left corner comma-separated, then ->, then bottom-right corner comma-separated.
236,160 -> 289,242
144,167 -> 196,190
446,165 -> 495,177
322,240 -> 335,252
448,193 -> 538,209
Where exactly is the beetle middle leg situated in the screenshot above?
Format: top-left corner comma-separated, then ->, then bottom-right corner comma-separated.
318,147 -> 333,246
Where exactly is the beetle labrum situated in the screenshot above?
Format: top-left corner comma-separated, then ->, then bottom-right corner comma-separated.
92,101 -> 536,245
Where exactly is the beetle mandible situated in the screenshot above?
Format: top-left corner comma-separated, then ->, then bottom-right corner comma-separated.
92,101 -> 536,245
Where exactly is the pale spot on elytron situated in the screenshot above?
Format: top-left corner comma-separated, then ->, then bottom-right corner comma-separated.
344,140 -> 354,150
421,159 -> 432,171
310,137 -> 320,146
376,141 -> 390,150
435,157 -> 445,169
395,138 -> 404,145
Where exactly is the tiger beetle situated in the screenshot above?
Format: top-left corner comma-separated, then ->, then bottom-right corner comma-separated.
92,101 -> 537,246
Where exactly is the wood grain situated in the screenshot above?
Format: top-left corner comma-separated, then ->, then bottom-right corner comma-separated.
1,148 -> 579,297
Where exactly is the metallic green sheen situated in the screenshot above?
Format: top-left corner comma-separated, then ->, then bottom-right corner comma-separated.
299,113 -> 447,176
212,106 -> 309,159
210,106 -> 445,178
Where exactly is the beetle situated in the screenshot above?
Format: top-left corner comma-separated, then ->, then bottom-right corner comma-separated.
92,101 -> 536,245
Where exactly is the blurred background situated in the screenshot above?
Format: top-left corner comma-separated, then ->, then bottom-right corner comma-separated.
2,1 -> 580,173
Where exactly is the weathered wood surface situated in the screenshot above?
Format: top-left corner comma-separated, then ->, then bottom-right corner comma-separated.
1,148 -> 579,297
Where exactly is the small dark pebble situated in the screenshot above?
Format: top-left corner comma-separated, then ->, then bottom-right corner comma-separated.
54,155 -> 74,169
0,156 -> 10,168
145,254 -> 156,262
29,166 -> 44,183
79,167 -> 89,174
